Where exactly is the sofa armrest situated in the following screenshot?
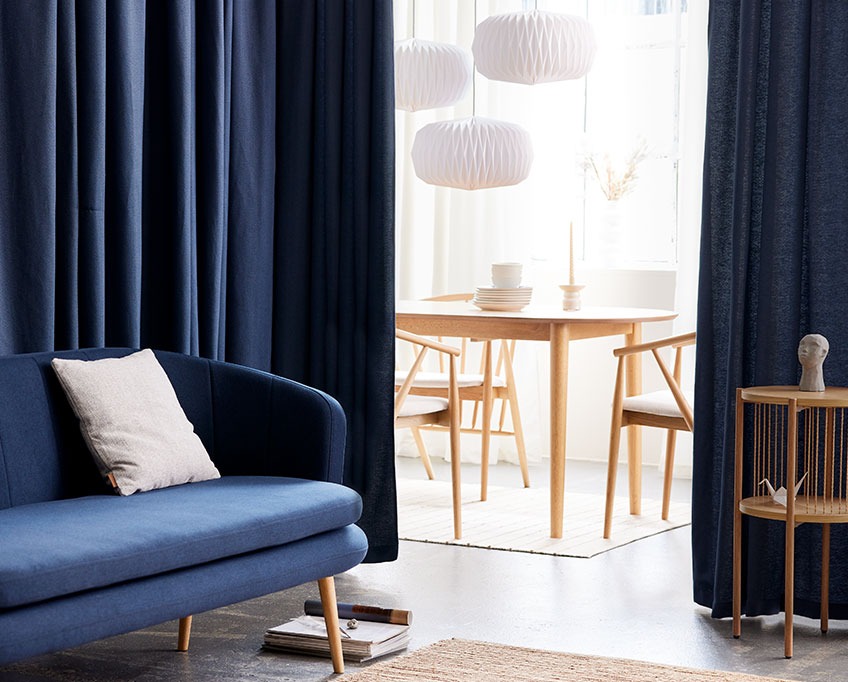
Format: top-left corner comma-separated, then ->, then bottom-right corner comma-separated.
157,353 -> 346,484
210,361 -> 346,483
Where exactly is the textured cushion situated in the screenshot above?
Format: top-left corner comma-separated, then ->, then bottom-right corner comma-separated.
622,389 -> 694,418
0,525 -> 368,665
0,476 -> 363,609
51,349 -> 220,495
398,395 -> 449,417
394,370 -> 506,389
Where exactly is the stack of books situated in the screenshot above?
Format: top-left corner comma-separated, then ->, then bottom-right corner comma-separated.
263,601 -> 412,663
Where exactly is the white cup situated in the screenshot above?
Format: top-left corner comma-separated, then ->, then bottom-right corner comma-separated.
491,262 -> 522,288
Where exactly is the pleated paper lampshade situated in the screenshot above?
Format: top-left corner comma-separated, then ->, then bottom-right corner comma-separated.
395,38 -> 472,112
472,10 -> 597,85
411,117 -> 534,191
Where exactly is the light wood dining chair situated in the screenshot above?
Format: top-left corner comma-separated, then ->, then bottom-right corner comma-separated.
395,329 -> 463,539
603,331 -> 695,539
396,293 -> 529,502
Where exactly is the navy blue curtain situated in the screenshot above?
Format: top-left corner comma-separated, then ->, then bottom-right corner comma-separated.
695,1 -> 848,618
0,1 -> 397,562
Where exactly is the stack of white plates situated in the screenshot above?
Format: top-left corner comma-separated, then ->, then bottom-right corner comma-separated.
472,285 -> 533,311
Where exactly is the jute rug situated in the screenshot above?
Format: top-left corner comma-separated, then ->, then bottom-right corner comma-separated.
343,639 -> 791,682
397,478 -> 690,558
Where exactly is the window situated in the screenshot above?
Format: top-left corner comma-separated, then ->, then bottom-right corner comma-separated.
395,0 -> 704,274
394,0 -> 706,469
581,0 -> 691,264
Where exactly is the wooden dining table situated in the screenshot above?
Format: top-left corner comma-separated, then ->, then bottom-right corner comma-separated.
395,300 -> 678,538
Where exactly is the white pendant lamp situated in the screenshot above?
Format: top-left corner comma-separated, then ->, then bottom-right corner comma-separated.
395,39 -> 472,112
472,10 -> 597,85
411,117 -> 533,191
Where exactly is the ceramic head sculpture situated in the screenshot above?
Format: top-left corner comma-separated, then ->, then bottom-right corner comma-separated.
798,333 -> 829,392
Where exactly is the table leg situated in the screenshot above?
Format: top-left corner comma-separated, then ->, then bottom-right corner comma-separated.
822,523 -> 830,634
481,341 -> 493,502
733,389 -> 744,639
785,516 -> 795,658
550,323 -> 570,538
784,398 -> 798,659
625,323 -> 643,515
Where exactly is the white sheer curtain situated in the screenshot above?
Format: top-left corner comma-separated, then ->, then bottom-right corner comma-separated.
394,0 -> 708,471
396,0 -> 567,467
396,0 -> 589,302
674,0 -> 708,333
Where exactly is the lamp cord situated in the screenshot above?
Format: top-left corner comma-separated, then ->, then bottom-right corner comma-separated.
472,0 -> 477,117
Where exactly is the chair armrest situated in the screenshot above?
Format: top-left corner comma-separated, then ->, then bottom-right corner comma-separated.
609,332 -> 695,430
613,331 -> 696,357
395,330 -> 461,416
204,360 -> 347,483
396,329 -> 461,356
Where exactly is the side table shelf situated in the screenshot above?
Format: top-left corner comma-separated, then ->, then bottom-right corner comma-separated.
739,495 -> 848,523
732,386 -> 848,659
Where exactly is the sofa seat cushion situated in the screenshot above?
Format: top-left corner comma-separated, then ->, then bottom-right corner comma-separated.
0,476 -> 362,609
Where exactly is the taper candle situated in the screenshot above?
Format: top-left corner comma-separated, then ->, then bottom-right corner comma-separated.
568,221 -> 575,285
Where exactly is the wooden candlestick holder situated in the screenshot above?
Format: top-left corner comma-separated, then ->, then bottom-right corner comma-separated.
560,284 -> 585,311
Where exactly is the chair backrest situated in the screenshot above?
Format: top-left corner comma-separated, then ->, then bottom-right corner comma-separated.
422,293 -> 516,378
613,331 -> 696,430
422,294 -> 472,372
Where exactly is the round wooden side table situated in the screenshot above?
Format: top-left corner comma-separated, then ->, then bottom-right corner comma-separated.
732,386 -> 848,658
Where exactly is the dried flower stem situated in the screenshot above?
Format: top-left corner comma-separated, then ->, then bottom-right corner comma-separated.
584,139 -> 649,201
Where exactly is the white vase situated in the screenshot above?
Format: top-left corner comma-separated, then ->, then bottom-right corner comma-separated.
601,200 -> 625,266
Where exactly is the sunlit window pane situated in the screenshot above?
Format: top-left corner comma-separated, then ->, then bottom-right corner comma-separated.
395,0 -> 698,272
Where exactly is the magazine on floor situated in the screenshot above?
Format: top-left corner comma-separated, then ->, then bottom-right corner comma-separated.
263,608 -> 410,662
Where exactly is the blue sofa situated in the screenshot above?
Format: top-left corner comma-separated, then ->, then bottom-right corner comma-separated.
0,348 -> 368,672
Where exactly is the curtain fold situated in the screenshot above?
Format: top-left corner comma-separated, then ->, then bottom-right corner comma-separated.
695,0 -> 848,618
0,0 -> 396,562
104,0 -> 146,349
0,3 -> 58,353
194,0 -> 230,360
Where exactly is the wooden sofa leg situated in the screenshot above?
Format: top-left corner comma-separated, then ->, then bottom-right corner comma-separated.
318,576 -> 345,673
177,616 -> 192,652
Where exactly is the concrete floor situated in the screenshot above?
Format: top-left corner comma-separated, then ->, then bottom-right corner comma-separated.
2,460 -> 845,682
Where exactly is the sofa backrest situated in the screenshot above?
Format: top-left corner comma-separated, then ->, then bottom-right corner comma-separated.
0,348 -> 215,509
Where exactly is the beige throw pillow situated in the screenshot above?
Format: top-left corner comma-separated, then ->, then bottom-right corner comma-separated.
52,349 -> 220,495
